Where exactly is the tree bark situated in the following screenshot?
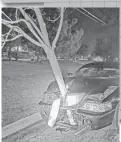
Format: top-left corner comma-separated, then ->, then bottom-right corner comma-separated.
46,48 -> 67,98
45,48 -> 68,127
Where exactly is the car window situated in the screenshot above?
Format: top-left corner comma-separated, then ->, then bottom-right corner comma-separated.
75,67 -> 119,78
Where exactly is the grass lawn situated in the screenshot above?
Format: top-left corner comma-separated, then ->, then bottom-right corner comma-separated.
2,60 -> 82,126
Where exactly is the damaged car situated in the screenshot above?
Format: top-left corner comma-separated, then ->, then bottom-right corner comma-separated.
38,61 -> 119,133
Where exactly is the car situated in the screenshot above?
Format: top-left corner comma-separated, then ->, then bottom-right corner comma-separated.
38,61 -> 119,133
9,50 -> 30,60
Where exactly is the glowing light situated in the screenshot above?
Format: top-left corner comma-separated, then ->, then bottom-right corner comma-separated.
80,102 -> 112,113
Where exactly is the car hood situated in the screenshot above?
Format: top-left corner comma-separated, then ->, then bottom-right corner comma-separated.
68,77 -> 118,95
47,76 -> 118,96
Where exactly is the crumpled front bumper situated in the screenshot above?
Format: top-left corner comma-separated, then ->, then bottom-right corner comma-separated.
77,108 -> 116,130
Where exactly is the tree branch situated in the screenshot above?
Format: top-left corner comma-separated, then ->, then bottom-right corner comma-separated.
23,8 -> 37,22
2,34 -> 22,42
2,21 -> 45,48
45,14 -> 60,22
2,27 -> 13,48
19,8 -> 44,41
2,19 -> 45,46
52,8 -> 64,49
2,11 -> 12,21
15,9 -> 18,20
2,32 -> 14,38
34,8 -> 51,47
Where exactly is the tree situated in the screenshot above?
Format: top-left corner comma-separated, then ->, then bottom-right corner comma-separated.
89,8 -> 119,61
56,14 -> 84,59
2,8 -> 84,127
92,29 -> 119,61
77,44 -> 88,57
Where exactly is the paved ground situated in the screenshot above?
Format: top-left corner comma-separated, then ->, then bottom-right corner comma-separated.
3,120 -> 119,142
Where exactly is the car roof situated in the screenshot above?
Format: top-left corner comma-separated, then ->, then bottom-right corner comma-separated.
77,61 -> 119,71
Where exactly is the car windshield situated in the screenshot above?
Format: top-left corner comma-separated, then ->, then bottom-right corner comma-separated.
75,67 -> 119,78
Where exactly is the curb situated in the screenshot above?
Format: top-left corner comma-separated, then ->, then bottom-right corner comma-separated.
2,112 -> 43,139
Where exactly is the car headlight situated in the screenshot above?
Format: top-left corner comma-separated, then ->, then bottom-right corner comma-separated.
80,101 -> 112,113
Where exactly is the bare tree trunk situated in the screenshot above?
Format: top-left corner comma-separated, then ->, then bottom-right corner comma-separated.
45,48 -> 68,127
46,48 -> 76,127
46,49 -> 67,98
